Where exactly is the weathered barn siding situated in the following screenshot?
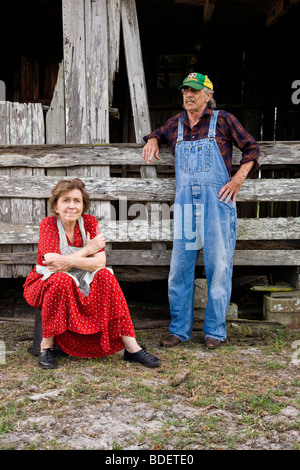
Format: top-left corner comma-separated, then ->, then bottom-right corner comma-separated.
0,142 -> 299,282
0,101 -> 45,277
0,0 -> 299,287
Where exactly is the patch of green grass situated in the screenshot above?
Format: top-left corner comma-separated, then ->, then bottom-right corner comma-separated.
264,360 -> 288,371
229,390 -> 284,416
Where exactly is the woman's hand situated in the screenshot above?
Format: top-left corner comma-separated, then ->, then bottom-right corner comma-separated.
43,253 -> 72,272
86,232 -> 106,255
42,232 -> 106,273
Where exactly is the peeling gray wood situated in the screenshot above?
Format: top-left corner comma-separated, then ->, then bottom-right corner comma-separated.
237,217 -> 300,240
62,0 -> 110,144
121,0 -> 151,142
46,61 -> 66,144
0,102 -> 9,144
0,102 -> 44,146
0,141 -> 299,167
62,0 -> 88,143
232,250 -> 300,266
107,0 -> 121,107
0,250 -> 299,268
31,103 -> 45,144
0,144 -> 171,167
1,217 -> 299,244
0,166 -> 12,277
85,0 -> 109,143
0,101 -> 45,276
0,176 -> 298,202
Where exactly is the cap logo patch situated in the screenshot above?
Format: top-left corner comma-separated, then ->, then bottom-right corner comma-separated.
187,73 -> 197,79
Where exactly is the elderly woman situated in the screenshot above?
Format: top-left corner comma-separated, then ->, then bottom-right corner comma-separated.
23,178 -> 160,369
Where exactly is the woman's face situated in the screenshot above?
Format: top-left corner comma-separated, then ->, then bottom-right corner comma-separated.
55,189 -> 84,224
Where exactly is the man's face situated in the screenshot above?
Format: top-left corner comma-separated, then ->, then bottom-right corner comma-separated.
182,87 -> 211,113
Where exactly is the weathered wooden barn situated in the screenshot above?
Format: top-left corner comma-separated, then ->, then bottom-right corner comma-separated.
1,0 -> 300,141
0,0 -> 300,323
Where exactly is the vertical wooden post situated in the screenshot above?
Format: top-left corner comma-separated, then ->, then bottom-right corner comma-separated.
121,0 -> 166,253
107,0 -> 121,108
62,0 -> 111,144
46,61 -> 66,144
121,0 -> 151,144
0,102 -> 11,277
62,0 -> 88,144
85,0 -> 109,143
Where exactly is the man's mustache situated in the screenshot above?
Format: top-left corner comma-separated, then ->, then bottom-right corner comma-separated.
185,98 -> 196,103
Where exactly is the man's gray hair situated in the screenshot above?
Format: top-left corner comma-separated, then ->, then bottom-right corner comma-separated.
204,87 -> 216,109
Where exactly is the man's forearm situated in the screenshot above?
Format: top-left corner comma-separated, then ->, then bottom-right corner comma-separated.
218,160 -> 254,204
236,160 -> 254,181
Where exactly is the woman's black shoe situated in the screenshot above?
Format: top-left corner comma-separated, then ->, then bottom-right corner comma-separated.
124,347 -> 160,368
38,348 -> 57,369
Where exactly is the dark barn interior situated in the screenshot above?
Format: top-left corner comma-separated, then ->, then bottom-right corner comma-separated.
1,0 -> 300,140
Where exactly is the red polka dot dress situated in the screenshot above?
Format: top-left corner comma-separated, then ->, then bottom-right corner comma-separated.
23,215 -> 136,358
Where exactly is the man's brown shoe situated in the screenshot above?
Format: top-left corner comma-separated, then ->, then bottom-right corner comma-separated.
160,334 -> 181,348
204,337 -> 222,350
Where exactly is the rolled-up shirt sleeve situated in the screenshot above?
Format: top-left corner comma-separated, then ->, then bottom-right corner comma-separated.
221,112 -> 260,173
143,128 -> 168,147
143,114 -> 180,151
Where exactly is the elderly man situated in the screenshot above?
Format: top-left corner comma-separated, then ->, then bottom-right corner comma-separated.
142,72 -> 260,349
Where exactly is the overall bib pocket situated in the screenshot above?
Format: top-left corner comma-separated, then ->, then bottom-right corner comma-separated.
179,141 -> 213,173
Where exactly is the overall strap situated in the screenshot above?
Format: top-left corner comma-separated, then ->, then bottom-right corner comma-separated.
177,116 -> 184,142
208,110 -> 219,138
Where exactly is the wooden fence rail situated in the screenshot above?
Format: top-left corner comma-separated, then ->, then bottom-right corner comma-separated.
0,142 -> 299,282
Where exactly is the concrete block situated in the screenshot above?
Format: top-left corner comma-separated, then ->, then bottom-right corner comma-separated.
194,279 -> 238,320
194,278 -> 207,309
264,295 -> 300,313
263,294 -> 300,328
195,303 -> 238,320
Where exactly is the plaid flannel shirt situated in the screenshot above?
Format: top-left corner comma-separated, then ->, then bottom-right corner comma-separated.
143,107 -> 260,176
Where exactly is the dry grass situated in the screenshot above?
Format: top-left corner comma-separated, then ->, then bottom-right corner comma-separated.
0,314 -> 300,450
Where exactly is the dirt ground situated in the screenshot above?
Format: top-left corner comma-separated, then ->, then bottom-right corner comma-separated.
1,300 -> 299,452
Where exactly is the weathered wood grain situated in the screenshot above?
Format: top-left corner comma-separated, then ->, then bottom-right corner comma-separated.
107,0 -> 121,107
0,135 -> 298,279
46,61 -> 66,144
121,0 -> 151,142
0,141 -> 299,167
1,217 -> 299,244
62,0 -> 87,143
0,250 -> 299,267
0,101 -> 45,277
85,0 -> 109,143
0,176 -> 298,201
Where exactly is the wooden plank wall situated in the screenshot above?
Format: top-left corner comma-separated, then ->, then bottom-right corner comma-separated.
0,143 -> 299,282
0,101 -> 45,277
58,0 -> 150,146
1,0 -> 153,275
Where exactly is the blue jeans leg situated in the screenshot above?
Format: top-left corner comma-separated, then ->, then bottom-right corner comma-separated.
168,237 -> 199,342
201,190 -> 237,341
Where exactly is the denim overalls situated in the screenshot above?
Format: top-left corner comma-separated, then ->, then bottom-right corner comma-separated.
168,111 -> 237,342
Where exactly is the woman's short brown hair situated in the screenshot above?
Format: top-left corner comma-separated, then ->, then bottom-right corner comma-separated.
49,178 -> 91,216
